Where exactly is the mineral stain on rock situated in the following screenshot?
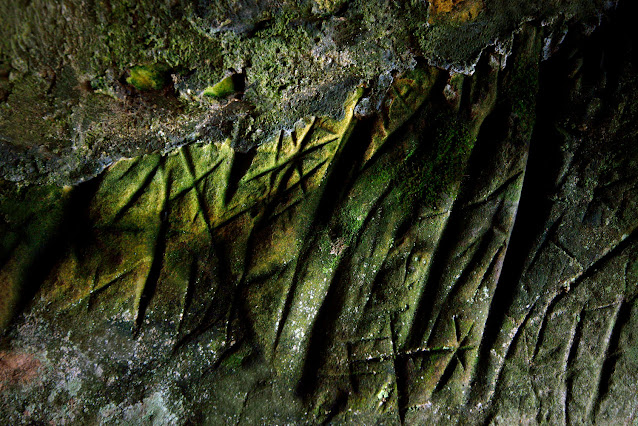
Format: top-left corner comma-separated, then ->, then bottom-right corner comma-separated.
428,0 -> 484,23
0,352 -> 41,393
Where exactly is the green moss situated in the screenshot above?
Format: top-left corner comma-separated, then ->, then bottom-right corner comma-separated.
126,64 -> 169,91
89,0 -> 223,73
343,206 -> 366,239
507,63 -> 538,134
504,26 -> 542,136
219,13 -> 313,116
221,352 -> 245,371
397,111 -> 475,207
203,75 -> 235,98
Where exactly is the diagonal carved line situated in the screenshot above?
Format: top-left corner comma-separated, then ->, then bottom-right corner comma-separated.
276,159 -> 330,200
215,159 -> 330,230
235,387 -> 255,426
116,157 -> 141,182
262,146 -> 325,204
402,245 -> 417,285
388,319 -> 409,425
290,128 -> 299,150
266,198 -> 305,224
346,343 -> 476,364
456,351 -> 467,371
471,244 -> 507,302
176,258 -> 199,340
271,258 -> 305,354
431,344 -> 477,393
244,158 -> 297,187
585,301 -> 623,312
92,224 -> 147,234
294,116 -> 318,150
111,163 -> 161,225
295,161 -> 307,195
525,210 -> 566,275
589,298 -> 631,423
242,137 -> 339,185
211,206 -> 256,230
564,307 -> 585,426
134,161 -> 170,332
240,256 -> 289,286
459,322 -> 476,347
311,118 -> 340,138
86,267 -> 100,310
482,296 -> 539,405
350,184 -> 395,250
347,188 -> 397,320
390,84 -> 413,112
266,131 -> 286,198
457,237 -> 482,263
434,355 -> 460,393
179,148 -> 216,240
242,157 -> 296,185
272,161 -> 354,354
428,234 -> 506,347
454,315 -> 462,343
87,268 -> 137,311
287,133 -> 339,160
553,239 -> 581,267
531,299 -> 554,363
598,173 -> 638,190
0,238 -> 23,272
532,380 -> 545,425
464,170 -> 525,209
548,225 -> 638,309
275,130 -> 284,163
170,156 -> 224,202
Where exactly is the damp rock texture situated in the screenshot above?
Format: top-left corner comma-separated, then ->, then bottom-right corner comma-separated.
1,0 -> 638,424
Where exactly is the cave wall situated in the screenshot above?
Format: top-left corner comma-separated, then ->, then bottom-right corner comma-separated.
1,0 -> 637,423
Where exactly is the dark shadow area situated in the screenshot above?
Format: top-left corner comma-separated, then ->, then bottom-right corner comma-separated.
2,176 -> 102,339
473,0 -> 638,407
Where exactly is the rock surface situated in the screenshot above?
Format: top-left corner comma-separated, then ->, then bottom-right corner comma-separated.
1,0 -> 637,424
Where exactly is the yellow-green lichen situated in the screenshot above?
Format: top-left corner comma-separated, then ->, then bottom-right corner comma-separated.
202,75 -> 235,98
126,64 -> 169,91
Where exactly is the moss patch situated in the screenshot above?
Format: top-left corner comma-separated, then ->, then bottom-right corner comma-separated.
507,60 -> 539,134
398,111 -> 475,207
